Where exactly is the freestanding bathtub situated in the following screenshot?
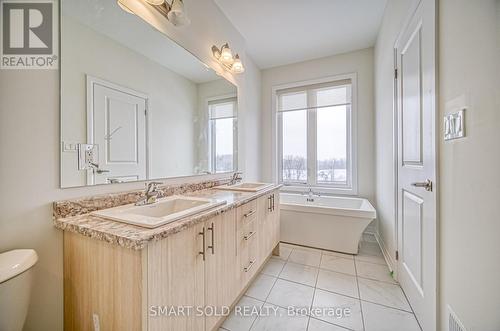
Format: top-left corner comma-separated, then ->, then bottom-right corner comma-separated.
280,193 -> 377,254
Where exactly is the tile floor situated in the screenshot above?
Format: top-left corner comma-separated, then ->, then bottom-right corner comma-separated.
220,240 -> 421,331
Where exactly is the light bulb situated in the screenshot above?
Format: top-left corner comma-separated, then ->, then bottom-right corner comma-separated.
231,55 -> 245,73
167,0 -> 191,26
220,44 -> 234,65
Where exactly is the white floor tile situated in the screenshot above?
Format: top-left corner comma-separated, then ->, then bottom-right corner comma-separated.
358,241 -> 383,257
279,262 -> 319,287
222,296 -> 264,331
307,318 -> 350,331
250,304 -> 309,331
261,257 -> 286,277
362,301 -> 421,331
320,255 -> 356,275
316,269 -> 359,298
355,260 -> 396,284
266,278 -> 315,309
246,273 -> 277,301
312,289 -> 363,331
358,277 -> 411,311
277,245 -> 293,261
354,253 -> 387,265
289,248 -> 322,267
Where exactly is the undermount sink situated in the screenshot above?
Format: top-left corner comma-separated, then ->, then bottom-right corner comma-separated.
91,195 -> 226,228
214,182 -> 274,192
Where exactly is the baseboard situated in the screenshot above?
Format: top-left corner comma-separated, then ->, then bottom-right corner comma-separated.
374,232 -> 396,274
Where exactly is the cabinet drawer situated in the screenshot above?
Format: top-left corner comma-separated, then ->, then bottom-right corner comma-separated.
236,199 -> 258,229
239,235 -> 259,278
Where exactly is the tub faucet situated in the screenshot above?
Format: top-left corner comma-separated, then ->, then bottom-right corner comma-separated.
136,182 -> 163,206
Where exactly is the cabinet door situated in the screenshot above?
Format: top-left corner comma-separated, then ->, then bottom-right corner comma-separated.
147,223 -> 205,331
271,191 -> 281,249
258,193 -> 273,262
205,210 -> 238,331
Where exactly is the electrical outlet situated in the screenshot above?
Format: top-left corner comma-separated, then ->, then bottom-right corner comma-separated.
77,144 -> 99,170
92,313 -> 100,331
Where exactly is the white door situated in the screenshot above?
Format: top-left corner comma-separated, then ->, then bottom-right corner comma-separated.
395,1 -> 436,330
88,78 -> 148,184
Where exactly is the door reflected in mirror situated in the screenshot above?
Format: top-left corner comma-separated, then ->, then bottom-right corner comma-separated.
60,0 -> 238,188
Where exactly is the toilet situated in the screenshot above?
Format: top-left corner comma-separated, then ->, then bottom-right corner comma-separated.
0,249 -> 38,331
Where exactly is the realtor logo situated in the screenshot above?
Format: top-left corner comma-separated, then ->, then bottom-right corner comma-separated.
1,0 -> 58,69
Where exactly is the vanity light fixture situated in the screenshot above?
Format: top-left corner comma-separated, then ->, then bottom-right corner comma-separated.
212,43 -> 245,74
117,0 -> 191,27
117,0 -> 134,14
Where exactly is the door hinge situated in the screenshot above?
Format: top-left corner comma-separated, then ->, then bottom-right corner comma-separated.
394,68 -> 398,79
144,109 -> 147,116
395,250 -> 399,261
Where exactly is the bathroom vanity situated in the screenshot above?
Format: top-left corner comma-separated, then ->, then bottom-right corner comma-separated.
54,181 -> 280,331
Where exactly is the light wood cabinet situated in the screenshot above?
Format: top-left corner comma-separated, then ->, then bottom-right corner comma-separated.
258,191 -> 280,262
63,189 -> 280,331
204,209 -> 238,331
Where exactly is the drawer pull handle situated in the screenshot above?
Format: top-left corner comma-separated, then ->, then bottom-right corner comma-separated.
244,210 -> 256,218
244,260 -> 255,272
198,227 -> 206,261
244,231 -> 256,241
207,222 -> 215,255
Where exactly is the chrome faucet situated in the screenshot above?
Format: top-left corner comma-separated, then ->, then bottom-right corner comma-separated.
135,182 -> 163,206
228,172 -> 243,186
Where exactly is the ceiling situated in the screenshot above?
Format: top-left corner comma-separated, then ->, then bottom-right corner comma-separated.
63,0 -> 220,83
214,0 -> 387,69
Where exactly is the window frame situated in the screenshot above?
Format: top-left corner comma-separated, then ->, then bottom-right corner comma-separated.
207,94 -> 238,174
272,73 -> 358,195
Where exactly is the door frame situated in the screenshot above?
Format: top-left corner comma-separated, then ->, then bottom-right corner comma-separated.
86,75 -> 151,185
392,0 -> 438,328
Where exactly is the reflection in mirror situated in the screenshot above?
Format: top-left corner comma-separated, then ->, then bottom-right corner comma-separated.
60,0 -> 238,188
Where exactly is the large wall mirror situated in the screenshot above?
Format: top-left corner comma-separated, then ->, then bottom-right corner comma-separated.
60,0 -> 238,188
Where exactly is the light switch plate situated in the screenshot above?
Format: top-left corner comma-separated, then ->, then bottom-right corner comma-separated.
444,109 -> 465,141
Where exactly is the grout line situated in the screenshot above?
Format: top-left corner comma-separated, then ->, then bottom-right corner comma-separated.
354,256 -> 366,331
359,298 -> 413,314
307,250 -> 323,331
308,317 -> 354,331
356,274 -> 398,285
398,285 -> 423,331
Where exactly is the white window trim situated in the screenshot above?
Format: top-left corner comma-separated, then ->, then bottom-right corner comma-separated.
206,93 -> 238,174
271,73 -> 358,196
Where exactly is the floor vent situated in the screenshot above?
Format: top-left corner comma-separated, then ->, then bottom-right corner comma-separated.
448,305 -> 467,331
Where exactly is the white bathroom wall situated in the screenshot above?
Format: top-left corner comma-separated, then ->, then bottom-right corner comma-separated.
0,1 -> 261,330
260,48 -> 375,202
438,1 -> 500,330
375,1 -> 500,329
373,0 -> 415,268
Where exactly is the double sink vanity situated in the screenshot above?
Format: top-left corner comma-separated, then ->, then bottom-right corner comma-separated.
53,179 -> 281,331
56,2 -> 281,330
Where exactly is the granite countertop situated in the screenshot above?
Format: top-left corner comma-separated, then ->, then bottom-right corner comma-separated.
53,185 -> 281,250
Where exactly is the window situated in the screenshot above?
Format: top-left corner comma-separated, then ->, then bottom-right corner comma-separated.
276,76 -> 356,193
209,97 -> 237,173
